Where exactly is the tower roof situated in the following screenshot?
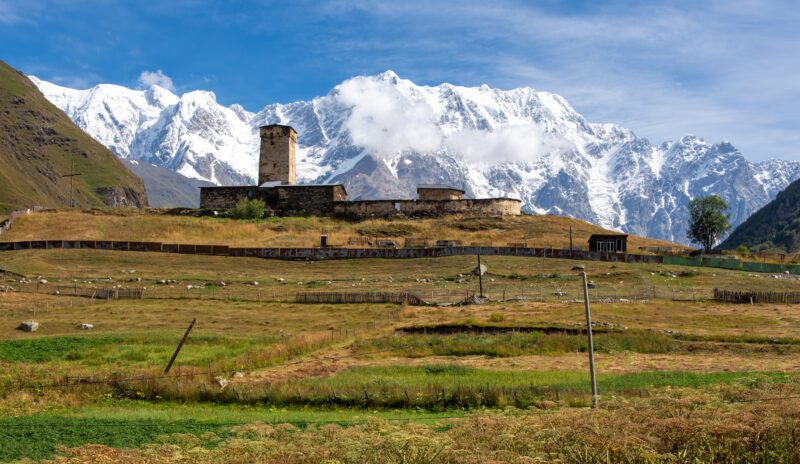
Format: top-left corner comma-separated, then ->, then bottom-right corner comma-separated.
259,124 -> 296,133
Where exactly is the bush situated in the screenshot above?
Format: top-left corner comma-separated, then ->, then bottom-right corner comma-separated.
737,245 -> 749,254
229,198 -> 265,220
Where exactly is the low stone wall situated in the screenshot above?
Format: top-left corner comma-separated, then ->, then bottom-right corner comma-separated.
276,185 -> 345,216
333,198 -> 521,219
0,240 -> 661,265
200,185 -> 346,215
403,198 -> 520,217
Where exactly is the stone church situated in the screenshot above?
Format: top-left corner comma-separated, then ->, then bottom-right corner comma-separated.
199,125 -> 521,218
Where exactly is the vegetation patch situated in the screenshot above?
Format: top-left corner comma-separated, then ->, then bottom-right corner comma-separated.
355,221 -> 423,237
356,332 -> 677,357
17,385 -> 800,463
0,337 -> 118,363
0,415 -> 237,462
451,218 -> 504,231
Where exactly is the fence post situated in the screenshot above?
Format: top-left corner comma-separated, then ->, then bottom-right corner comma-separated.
164,318 -> 197,375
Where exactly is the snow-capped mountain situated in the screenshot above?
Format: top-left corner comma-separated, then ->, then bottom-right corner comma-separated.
30,72 -> 800,244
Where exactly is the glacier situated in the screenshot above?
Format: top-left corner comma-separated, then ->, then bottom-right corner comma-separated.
29,71 -> 800,244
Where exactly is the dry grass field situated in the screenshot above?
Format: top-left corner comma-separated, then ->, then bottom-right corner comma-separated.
0,211 -> 799,462
0,208 -> 684,251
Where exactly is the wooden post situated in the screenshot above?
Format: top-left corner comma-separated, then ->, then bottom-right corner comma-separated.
569,226 -> 573,254
164,318 -> 196,375
582,272 -> 598,408
478,254 -> 484,297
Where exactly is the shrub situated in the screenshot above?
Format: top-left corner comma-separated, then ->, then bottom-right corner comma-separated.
229,198 -> 265,220
737,245 -> 749,254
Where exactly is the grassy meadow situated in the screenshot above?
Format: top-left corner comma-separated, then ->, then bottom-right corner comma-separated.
0,211 -> 799,462
0,208 -> 684,251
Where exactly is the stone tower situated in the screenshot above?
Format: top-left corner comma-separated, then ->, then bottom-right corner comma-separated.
258,125 -> 296,185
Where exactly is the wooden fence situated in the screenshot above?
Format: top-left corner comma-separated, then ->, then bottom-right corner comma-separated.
713,288 -> 800,304
85,287 -> 144,300
295,291 -> 426,305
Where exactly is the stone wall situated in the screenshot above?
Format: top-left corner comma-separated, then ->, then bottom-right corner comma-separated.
333,200 -> 402,218
275,185 -> 346,216
200,185 -> 345,214
333,198 -> 521,219
199,187 -> 254,209
258,125 -> 296,185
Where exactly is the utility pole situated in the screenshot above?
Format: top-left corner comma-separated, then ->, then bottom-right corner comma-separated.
581,271 -> 598,407
60,159 -> 82,207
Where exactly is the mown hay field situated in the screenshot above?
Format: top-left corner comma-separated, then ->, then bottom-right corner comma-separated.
0,213 -> 799,462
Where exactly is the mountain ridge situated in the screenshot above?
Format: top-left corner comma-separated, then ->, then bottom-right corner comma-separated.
29,71 -> 800,243
719,177 -> 800,253
0,60 -> 147,215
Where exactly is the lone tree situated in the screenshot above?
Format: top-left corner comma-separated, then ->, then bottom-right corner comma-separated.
687,195 -> 732,253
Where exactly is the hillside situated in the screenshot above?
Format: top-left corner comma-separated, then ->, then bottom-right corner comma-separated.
121,159 -> 213,208
0,60 -> 147,216
719,177 -> 800,253
0,209 -> 684,251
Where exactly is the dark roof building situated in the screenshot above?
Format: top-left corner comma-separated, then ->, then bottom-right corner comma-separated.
588,234 -> 628,253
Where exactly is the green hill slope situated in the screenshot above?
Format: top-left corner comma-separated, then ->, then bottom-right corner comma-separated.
719,177 -> 800,253
0,59 -> 147,215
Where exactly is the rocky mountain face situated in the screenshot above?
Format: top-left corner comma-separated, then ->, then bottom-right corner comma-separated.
121,159 -> 214,208
0,59 -> 147,216
30,72 -> 800,244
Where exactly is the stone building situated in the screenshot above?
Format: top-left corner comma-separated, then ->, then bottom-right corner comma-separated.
199,124 -> 521,218
417,185 -> 464,201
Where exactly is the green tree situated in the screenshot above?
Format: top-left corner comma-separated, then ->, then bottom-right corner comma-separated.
687,195 -> 732,253
229,198 -> 265,220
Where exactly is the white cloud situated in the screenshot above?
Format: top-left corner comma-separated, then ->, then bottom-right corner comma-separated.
137,69 -> 175,91
336,74 -> 573,165
446,124 -> 572,165
51,74 -> 95,89
338,76 -> 443,157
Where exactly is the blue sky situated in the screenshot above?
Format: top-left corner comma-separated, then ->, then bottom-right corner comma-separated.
1,0 -> 798,162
